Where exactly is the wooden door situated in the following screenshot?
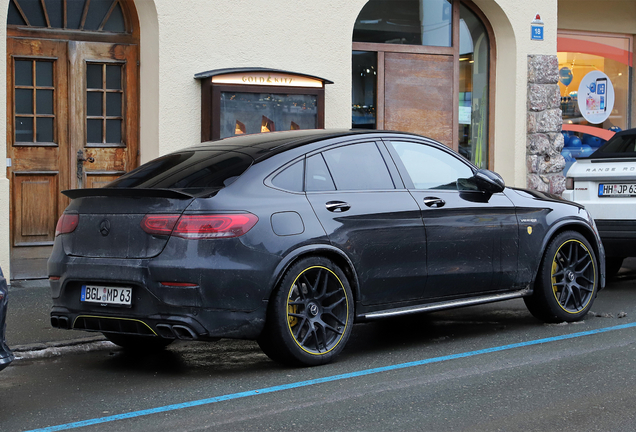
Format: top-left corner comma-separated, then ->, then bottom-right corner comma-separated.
68,41 -> 138,189
383,53 -> 454,147
7,39 -> 138,278
7,38 -> 69,271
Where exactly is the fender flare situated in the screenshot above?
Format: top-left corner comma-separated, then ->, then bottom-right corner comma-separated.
268,244 -> 361,300
531,217 -> 605,289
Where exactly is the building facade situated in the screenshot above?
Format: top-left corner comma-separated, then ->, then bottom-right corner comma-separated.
1,0 -> 565,278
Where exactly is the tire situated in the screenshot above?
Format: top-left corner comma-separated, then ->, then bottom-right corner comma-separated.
258,257 -> 354,367
524,231 -> 599,323
103,333 -> 173,351
606,257 -> 625,279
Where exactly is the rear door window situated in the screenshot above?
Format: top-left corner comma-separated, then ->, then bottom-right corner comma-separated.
321,142 -> 395,190
306,154 -> 336,192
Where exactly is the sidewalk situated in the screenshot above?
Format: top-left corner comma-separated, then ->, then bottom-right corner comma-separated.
6,279 -> 104,352
6,258 -> 636,353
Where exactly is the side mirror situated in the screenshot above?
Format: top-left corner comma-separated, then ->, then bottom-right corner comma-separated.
474,169 -> 505,194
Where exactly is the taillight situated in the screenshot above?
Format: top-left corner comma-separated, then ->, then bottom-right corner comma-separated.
55,213 -> 79,236
141,213 -> 258,239
140,214 -> 180,235
565,177 -> 574,190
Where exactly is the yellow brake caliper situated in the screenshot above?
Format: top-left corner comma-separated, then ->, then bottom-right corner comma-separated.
288,284 -> 299,327
551,260 -> 558,294
288,303 -> 298,327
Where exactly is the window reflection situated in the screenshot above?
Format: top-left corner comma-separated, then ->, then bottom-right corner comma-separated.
352,51 -> 377,129
354,0 -> 452,47
458,3 -> 489,168
220,92 -> 317,139
558,33 -> 631,131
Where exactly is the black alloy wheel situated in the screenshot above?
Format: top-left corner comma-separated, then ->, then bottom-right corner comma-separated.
524,231 -> 598,323
258,257 -> 354,366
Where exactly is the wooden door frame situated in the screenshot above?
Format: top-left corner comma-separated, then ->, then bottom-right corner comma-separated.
352,0 -> 497,167
6,0 -> 140,275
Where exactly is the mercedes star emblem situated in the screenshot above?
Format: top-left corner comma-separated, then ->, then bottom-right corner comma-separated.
99,219 -> 111,237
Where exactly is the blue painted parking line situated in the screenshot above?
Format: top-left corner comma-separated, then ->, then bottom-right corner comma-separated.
27,322 -> 636,432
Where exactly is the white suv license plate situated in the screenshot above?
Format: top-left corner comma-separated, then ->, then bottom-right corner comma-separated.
81,285 -> 132,306
598,183 -> 636,197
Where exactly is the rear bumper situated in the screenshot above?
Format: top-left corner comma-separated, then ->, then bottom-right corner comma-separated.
48,238 -> 277,340
50,306 -> 266,341
595,220 -> 636,257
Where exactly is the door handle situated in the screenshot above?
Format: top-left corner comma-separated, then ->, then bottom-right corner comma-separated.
76,150 -> 95,182
326,201 -> 351,212
423,197 -> 445,208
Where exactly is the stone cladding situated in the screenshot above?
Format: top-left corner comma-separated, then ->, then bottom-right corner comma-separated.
526,54 -> 565,195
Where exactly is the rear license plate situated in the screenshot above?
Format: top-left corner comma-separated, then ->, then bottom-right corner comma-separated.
81,285 -> 132,306
598,183 -> 636,197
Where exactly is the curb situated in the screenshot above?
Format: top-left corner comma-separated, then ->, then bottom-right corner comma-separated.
11,335 -> 107,353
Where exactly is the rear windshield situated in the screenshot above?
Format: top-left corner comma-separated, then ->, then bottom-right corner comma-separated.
591,133 -> 636,158
108,150 -> 253,191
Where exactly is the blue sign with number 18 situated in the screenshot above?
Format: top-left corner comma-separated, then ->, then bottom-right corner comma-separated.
531,25 -> 544,41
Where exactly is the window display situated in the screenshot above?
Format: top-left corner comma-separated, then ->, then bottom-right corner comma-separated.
196,68 -> 330,141
558,31 -> 632,173
558,32 -> 632,131
220,92 -> 317,139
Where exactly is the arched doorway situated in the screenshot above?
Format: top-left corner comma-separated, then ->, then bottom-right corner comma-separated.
7,0 -> 140,278
351,0 -> 495,169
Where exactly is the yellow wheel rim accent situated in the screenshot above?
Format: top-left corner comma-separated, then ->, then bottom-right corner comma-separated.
550,239 -> 596,314
286,265 -> 349,356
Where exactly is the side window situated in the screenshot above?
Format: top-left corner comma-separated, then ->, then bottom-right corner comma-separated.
390,141 -> 475,190
322,142 -> 395,191
306,154 -> 336,192
271,160 -> 304,192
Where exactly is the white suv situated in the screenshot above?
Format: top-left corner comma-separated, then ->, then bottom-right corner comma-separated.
563,129 -> 636,277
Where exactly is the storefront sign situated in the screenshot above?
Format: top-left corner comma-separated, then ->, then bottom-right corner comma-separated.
577,71 -> 615,124
211,72 -> 323,88
531,13 -> 544,41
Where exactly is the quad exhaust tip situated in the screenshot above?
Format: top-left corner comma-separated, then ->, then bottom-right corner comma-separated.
51,314 -> 198,340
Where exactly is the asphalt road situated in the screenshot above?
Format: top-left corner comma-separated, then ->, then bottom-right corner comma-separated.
2,262 -> 636,432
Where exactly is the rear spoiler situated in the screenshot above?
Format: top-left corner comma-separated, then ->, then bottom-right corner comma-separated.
62,188 -> 197,200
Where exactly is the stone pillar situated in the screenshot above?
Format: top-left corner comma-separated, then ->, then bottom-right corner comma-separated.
526,55 -> 565,195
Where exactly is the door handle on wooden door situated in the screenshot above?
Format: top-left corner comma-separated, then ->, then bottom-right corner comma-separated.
76,150 -> 95,182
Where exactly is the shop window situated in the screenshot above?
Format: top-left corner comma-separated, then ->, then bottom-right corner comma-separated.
352,1 -> 494,169
353,0 -> 452,47
352,51 -> 377,129
557,31 -> 633,172
558,32 -> 632,131
458,3 -> 489,169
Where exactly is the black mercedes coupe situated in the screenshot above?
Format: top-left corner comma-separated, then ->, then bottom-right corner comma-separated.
49,130 -> 606,366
